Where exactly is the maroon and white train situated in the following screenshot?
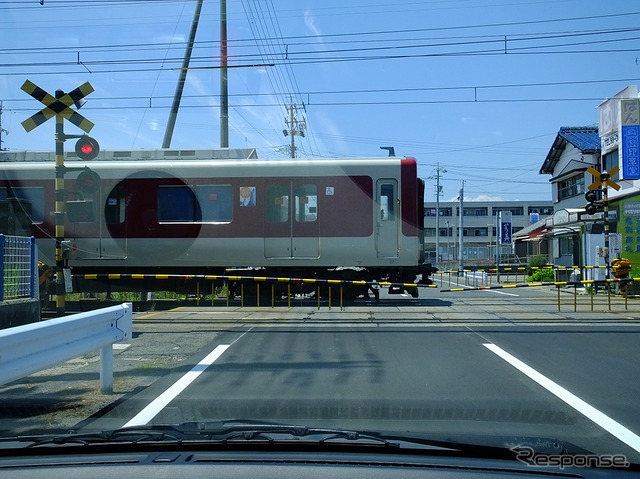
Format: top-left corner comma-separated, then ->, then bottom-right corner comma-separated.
1,148 -> 435,298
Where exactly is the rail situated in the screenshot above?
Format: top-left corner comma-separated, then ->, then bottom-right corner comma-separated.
0,303 -> 132,393
74,272 -> 437,310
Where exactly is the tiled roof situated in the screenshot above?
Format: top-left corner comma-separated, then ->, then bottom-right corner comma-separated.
557,126 -> 601,152
540,126 -> 600,175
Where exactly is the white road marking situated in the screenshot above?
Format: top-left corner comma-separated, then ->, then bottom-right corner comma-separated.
123,328 -> 253,428
484,343 -> 640,453
488,290 -> 519,296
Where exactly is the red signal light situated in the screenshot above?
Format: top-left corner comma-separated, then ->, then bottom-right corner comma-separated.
80,143 -> 94,154
74,135 -> 100,160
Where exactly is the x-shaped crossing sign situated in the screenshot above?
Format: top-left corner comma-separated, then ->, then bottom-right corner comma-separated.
587,166 -> 620,191
21,80 -> 95,133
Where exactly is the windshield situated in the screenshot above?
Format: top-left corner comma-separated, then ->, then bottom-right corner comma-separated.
1,0 -> 640,472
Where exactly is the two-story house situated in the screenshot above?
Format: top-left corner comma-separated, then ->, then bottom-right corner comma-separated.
539,126 -> 602,269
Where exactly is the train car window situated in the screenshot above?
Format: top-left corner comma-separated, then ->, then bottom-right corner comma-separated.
105,184 -> 126,224
158,185 -> 201,222
194,185 -> 233,222
294,183 -> 317,223
380,183 -> 395,221
0,186 -> 44,223
266,183 -> 289,223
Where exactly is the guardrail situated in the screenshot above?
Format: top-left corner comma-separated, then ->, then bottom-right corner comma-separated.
0,234 -> 38,302
0,303 -> 132,393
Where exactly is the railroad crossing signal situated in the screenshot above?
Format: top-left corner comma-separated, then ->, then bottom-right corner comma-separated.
20,80 -> 98,316
20,80 -> 95,133
587,166 -> 620,191
75,135 -> 100,160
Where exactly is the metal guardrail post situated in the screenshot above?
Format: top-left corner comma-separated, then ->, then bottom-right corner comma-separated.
100,343 -> 114,393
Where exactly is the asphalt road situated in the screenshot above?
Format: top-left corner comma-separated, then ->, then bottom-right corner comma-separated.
2,287 -> 640,465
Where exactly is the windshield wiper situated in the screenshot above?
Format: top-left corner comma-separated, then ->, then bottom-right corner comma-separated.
4,420 -> 393,449
1,419 -> 573,459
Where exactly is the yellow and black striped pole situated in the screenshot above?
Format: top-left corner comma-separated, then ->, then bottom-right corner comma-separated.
54,92 -> 66,315
603,177 -> 610,290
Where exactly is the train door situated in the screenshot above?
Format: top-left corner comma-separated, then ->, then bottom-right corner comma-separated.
264,181 -> 319,259
375,179 -> 399,258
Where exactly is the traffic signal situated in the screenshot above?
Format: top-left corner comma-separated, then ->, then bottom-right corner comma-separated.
76,168 -> 101,196
74,135 -> 100,160
584,189 -> 602,215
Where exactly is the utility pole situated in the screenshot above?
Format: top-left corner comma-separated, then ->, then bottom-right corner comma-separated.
458,181 -> 464,275
220,0 -> 229,148
429,163 -> 446,266
0,101 -> 8,150
283,97 -> 306,158
163,0 -> 204,148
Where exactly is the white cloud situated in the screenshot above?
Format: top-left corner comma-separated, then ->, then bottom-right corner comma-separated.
304,10 -> 322,38
468,194 -> 506,202
445,194 -> 506,202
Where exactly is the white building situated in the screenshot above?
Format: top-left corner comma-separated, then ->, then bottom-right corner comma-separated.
423,200 -> 553,268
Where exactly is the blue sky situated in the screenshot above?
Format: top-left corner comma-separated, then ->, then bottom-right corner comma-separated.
1,0 -> 639,202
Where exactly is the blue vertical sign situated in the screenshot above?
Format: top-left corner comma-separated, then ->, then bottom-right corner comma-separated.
621,99 -> 640,180
500,211 -> 512,245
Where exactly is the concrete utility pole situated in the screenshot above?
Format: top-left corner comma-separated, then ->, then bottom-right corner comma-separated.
0,101 -> 8,150
458,181 -> 464,275
430,163 -> 446,265
163,0 -> 204,149
283,97 -> 306,158
220,0 -> 229,148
